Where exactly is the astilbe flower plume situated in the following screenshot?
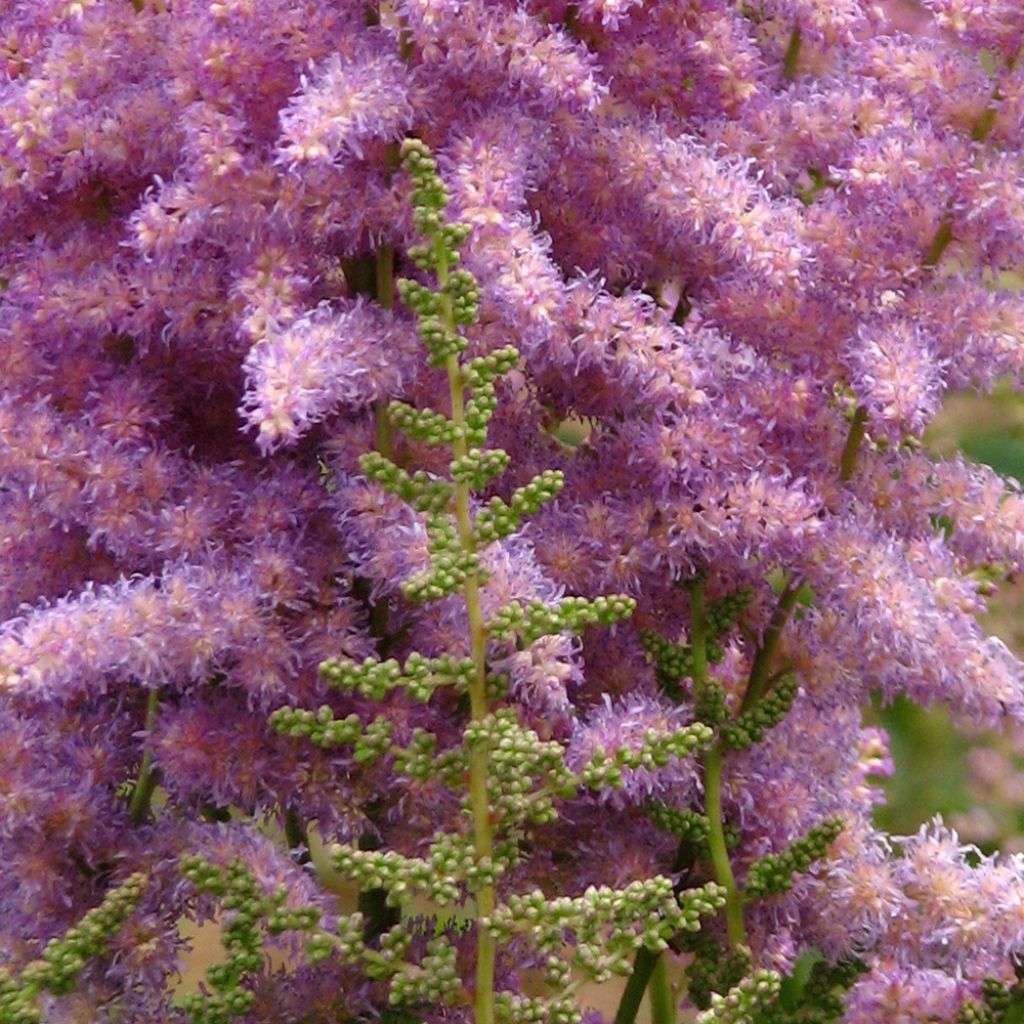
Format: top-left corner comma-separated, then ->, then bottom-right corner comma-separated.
4,1 -> 1024,1022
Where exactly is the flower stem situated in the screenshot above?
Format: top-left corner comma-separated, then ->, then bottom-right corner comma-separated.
691,581 -> 745,948
741,583 -> 799,713
438,237 -> 495,1024
648,951 -> 677,1024
614,948 -> 660,1024
129,688 -> 160,827
782,25 -> 801,78
839,406 -> 867,483
704,744 -> 745,948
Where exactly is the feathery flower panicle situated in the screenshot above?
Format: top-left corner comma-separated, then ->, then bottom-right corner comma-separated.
6,0 -> 1024,1019
276,34 -> 413,165
396,0 -> 605,113
0,558 -> 284,699
842,962 -> 970,1024
240,298 -> 420,453
919,0 -> 1024,57
844,315 -> 946,441
573,0 -> 647,31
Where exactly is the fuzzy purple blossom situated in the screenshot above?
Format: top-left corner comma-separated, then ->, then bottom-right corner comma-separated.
3,1 -> 1024,1021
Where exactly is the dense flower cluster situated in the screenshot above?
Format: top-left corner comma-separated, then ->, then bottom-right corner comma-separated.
3,0 -> 1024,1022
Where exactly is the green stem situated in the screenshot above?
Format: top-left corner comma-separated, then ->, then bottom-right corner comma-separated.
741,584 -> 799,713
614,948 -> 661,1024
129,689 -> 160,826
838,406 -> 868,483
437,236 -> 495,1024
922,220 -> 953,269
689,579 -> 708,688
649,952 -> 677,1024
704,744 -> 745,948
782,25 -> 802,78
691,581 -> 745,947
373,245 -> 396,462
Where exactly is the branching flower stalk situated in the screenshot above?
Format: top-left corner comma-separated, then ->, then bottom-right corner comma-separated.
432,156 -> 499,1024
251,140 -> 723,1024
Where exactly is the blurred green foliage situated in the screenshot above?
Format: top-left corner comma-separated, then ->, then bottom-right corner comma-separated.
872,384 -> 1024,842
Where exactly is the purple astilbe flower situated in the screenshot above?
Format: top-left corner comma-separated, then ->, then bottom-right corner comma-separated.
240,298 -> 421,453
572,0 -> 646,31
396,0 -> 605,114
844,315 -> 946,441
490,633 -> 582,734
566,693 -> 702,809
919,0 -> 1024,56
842,962 -> 972,1024
276,31 -> 414,165
801,514 -> 1024,723
0,557 -> 292,701
7,0 -> 1024,1017
441,109 -> 567,355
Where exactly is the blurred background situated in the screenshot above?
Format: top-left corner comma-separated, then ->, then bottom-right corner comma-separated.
877,379 -> 1024,849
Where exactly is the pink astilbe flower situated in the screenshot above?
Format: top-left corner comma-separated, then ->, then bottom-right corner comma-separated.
5,0 -> 1024,1017
240,298 -> 421,452
843,962 -> 971,1024
845,315 -> 946,440
277,33 -> 414,164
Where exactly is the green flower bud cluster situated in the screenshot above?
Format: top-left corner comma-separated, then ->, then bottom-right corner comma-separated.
444,267 -> 481,326
639,630 -> 695,692
719,674 -> 799,751
743,818 -> 843,900
450,447 -> 511,488
677,931 -> 751,1011
694,676 -> 728,726
957,977 -> 1024,1024
402,512 -> 484,603
388,936 -> 462,1007
178,856 -> 324,1024
696,969 -> 782,1024
461,710 -> 576,828
641,586 -> 751,697
487,594 -> 636,645
579,722 -> 715,790
706,587 -> 754,635
320,651 -> 476,702
360,450 -> 454,514
267,704 -> 393,762
644,803 -> 738,855
391,728 -> 441,781
305,914 -> 367,965
396,275 -> 465,366
406,223 -> 472,271
473,470 -> 565,543
496,991 -> 582,1024
461,345 -> 520,445
464,345 -> 520,388
0,873 -> 147,1024
485,879 -> 725,984
387,401 -> 462,446
332,827 -> 502,907
397,141 -> 478,366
